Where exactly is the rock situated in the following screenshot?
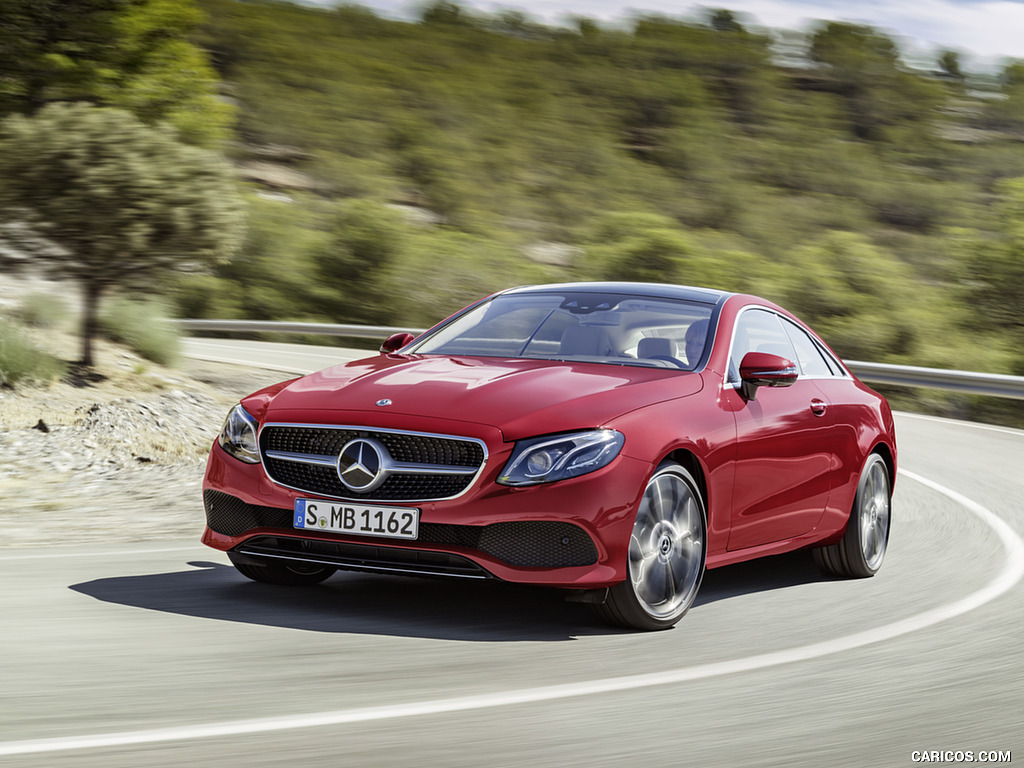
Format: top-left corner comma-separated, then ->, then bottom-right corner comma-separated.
33,419 -> 49,433
522,242 -> 582,267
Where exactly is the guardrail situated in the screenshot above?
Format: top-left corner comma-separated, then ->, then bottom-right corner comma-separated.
842,361 -> 1024,400
176,319 -> 1024,400
176,319 -> 417,340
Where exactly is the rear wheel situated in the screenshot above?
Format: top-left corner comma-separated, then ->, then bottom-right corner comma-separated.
813,453 -> 891,578
594,462 -> 706,631
228,553 -> 336,586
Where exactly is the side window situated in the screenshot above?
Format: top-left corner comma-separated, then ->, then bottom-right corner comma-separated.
728,309 -> 797,383
782,318 -> 836,377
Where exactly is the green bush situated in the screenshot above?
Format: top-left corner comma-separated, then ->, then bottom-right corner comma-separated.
16,292 -> 71,329
0,320 -> 66,387
99,297 -> 182,366
172,273 -> 243,320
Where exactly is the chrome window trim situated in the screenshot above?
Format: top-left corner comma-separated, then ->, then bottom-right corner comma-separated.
258,423 -> 489,503
724,304 -> 852,388
813,338 -> 847,378
780,315 -> 842,378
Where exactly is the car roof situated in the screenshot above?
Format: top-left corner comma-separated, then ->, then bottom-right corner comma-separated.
499,282 -> 732,306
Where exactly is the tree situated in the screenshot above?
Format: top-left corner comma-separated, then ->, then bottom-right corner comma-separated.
0,103 -> 244,365
0,0 -> 232,146
808,21 -> 939,141
419,1 -> 468,26
0,0 -> 119,111
308,201 -> 406,325
957,178 -> 1024,341
947,177 -> 1024,379
584,212 -> 769,293
707,9 -> 743,33
779,231 -> 917,361
937,50 -> 965,83
983,60 -> 1024,135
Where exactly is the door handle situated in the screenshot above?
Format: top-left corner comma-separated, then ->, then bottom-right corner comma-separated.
810,399 -> 827,416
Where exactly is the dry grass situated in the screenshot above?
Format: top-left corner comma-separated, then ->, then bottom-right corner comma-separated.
1,327 -> 283,454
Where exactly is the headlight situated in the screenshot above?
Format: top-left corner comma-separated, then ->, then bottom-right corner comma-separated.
498,430 -> 624,486
217,404 -> 260,464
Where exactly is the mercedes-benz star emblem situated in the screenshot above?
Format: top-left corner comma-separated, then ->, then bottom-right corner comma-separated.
336,438 -> 387,492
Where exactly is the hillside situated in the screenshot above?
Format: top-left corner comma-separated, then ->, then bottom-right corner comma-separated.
177,1 -> 1024,392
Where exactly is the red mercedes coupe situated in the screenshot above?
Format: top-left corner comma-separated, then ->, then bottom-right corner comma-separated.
202,282 -> 896,630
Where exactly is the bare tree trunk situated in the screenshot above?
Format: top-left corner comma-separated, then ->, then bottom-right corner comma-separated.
80,281 -> 103,367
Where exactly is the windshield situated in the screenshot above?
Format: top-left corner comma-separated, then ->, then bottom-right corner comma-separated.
407,291 -> 714,370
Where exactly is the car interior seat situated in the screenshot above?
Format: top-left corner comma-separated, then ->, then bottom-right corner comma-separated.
559,325 -> 614,357
637,337 -> 678,361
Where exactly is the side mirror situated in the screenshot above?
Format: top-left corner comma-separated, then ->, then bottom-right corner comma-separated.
739,352 -> 798,401
380,332 -> 416,354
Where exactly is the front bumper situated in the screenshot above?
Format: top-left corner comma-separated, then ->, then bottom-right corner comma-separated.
201,440 -> 650,588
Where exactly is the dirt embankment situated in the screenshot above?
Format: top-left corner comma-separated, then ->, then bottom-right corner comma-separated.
0,332 -> 284,548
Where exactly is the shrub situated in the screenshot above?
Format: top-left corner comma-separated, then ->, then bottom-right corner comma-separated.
0,320 -> 66,387
99,297 -> 182,366
17,291 -> 71,329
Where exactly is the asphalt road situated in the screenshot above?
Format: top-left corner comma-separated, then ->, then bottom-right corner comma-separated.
2,341 -> 1021,767
182,337 -> 369,375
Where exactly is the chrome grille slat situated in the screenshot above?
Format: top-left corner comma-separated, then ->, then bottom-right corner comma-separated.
264,450 -> 338,467
377,461 -> 479,475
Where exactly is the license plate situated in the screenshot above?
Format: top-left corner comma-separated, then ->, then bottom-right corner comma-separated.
293,499 -> 419,540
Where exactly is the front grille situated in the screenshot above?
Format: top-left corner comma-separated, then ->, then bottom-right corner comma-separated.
207,491 -> 598,569
264,461 -> 469,501
262,427 -> 483,467
259,425 -> 486,502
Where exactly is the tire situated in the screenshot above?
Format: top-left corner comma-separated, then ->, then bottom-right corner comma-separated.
228,552 -> 336,586
594,462 -> 707,631
813,453 -> 891,578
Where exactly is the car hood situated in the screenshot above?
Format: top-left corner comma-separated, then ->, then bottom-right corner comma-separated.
256,354 -> 703,440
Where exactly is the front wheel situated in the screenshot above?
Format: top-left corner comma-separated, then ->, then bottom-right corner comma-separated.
813,453 -> 891,578
594,462 -> 707,631
228,552 -> 337,586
